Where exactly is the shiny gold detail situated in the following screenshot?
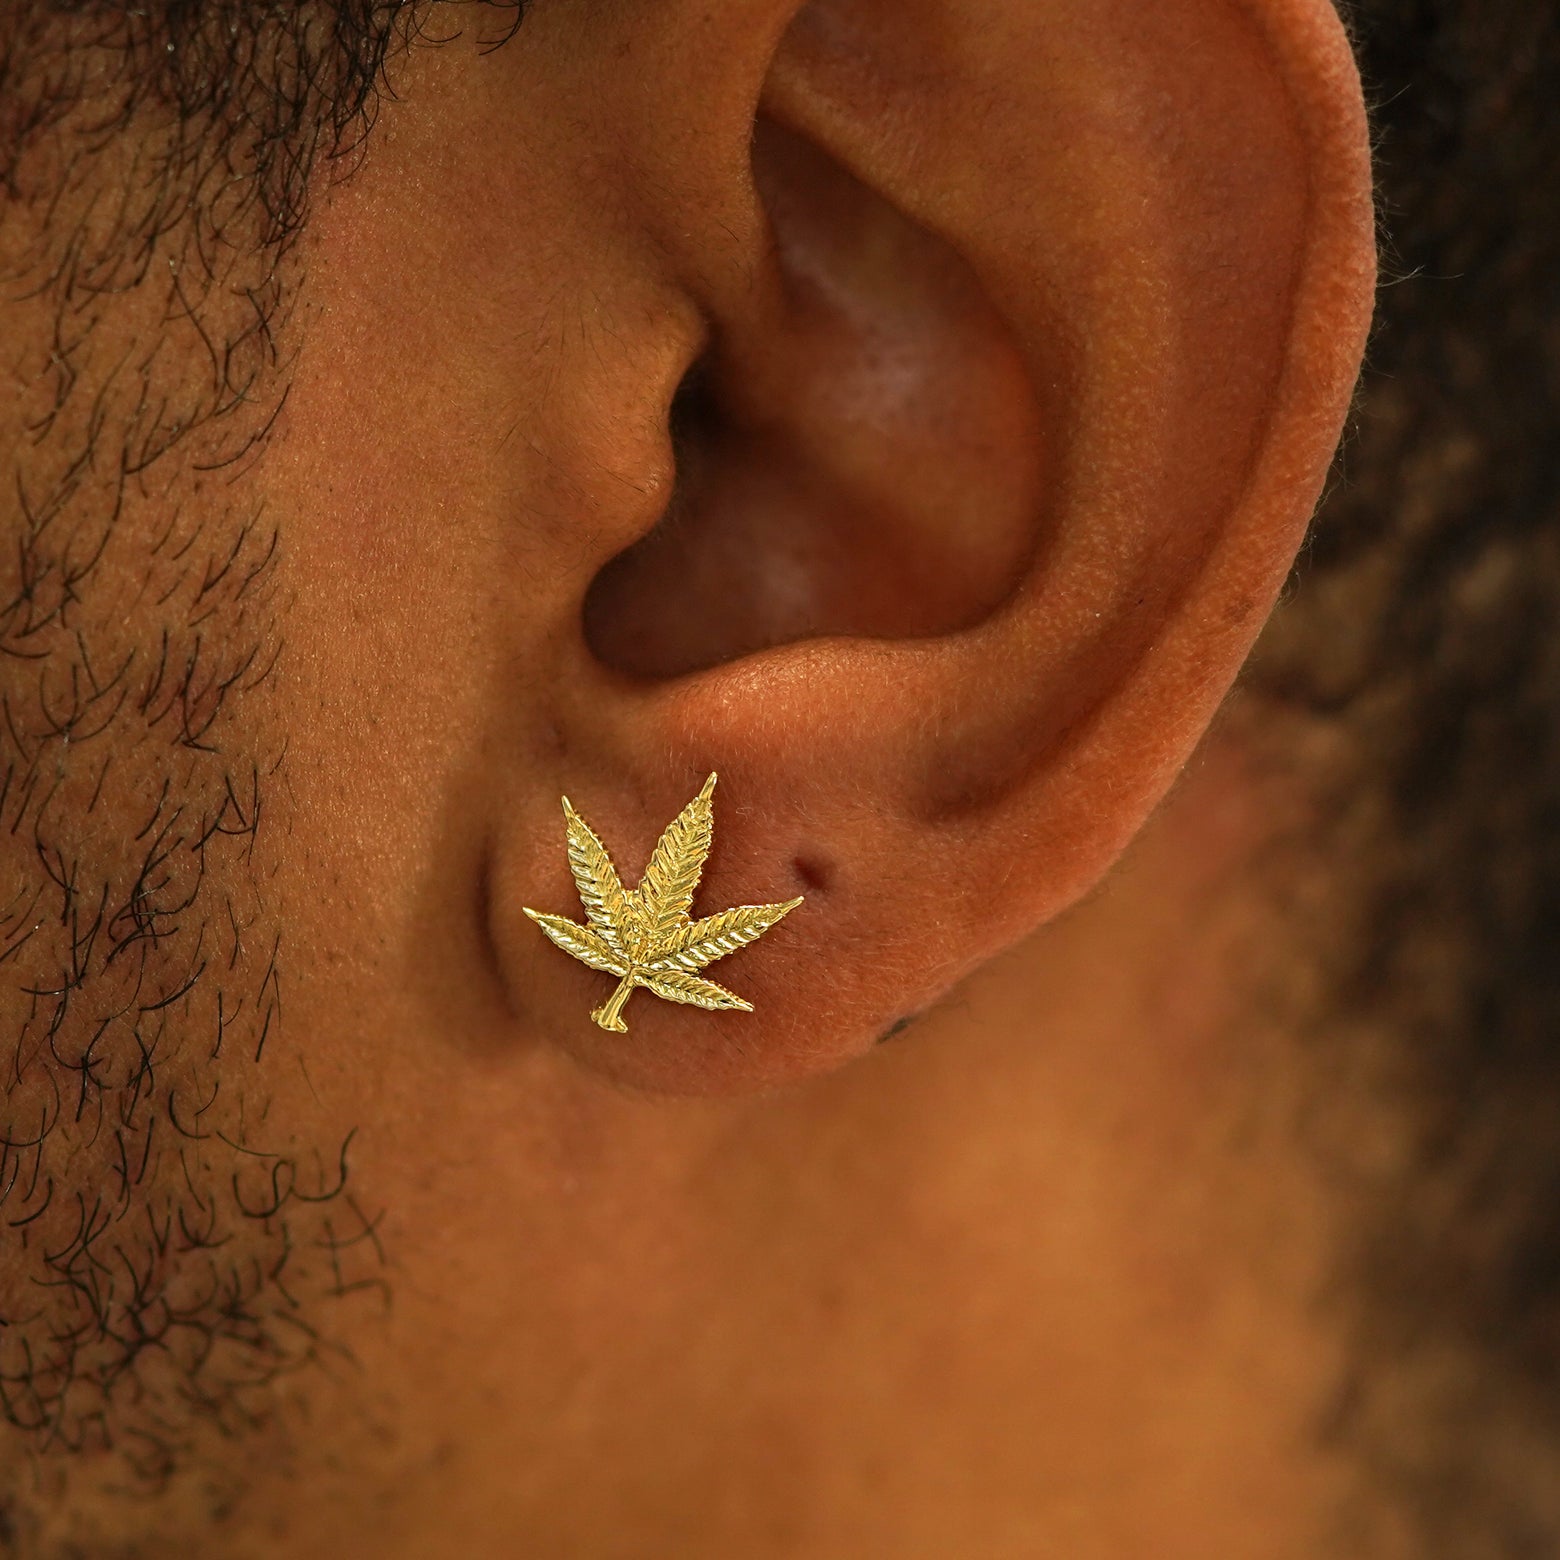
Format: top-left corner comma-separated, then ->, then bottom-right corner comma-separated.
523,773 -> 803,1033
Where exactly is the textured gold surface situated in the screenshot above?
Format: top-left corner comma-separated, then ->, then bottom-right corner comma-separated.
523,773 -> 803,1032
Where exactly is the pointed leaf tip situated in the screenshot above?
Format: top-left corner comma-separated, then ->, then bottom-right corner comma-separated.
700,772 -> 717,798
640,966 -> 752,1012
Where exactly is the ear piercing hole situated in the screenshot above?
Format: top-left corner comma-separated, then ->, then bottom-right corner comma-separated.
792,854 -> 832,895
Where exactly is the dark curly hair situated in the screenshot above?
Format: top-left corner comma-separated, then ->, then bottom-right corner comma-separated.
1251,4 -> 1560,1553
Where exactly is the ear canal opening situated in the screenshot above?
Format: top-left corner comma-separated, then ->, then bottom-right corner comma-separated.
581,115 -> 1053,682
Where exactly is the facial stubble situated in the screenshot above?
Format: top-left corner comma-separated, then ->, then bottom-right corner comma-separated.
0,0 -> 416,1521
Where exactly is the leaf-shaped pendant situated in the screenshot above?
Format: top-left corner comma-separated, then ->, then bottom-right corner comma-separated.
523,773 -> 802,1033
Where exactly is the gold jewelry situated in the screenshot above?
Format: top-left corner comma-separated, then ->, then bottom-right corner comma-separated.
523,773 -> 802,1033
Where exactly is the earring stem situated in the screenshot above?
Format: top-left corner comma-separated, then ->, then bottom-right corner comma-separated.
592,969 -> 638,1032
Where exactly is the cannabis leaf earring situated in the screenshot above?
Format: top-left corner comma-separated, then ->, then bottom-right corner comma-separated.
523,773 -> 803,1033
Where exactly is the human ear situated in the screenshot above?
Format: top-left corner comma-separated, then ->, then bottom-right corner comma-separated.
290,0 -> 1373,1096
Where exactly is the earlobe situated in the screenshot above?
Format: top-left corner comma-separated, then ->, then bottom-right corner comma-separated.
487,0 -> 1373,1095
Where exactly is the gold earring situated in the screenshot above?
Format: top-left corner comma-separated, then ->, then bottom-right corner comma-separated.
523,773 -> 803,1033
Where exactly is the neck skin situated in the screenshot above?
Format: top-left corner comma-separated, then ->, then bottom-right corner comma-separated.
152,716 -> 1353,1560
